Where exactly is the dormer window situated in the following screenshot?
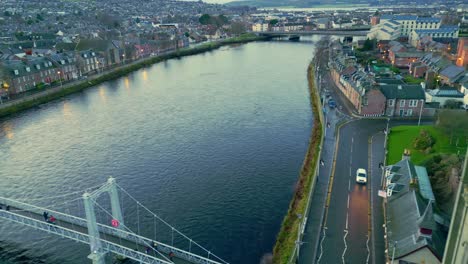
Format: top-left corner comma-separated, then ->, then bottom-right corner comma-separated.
61,60 -> 65,65
91,52 -> 95,56
14,70 -> 19,75
48,61 -> 52,66
26,67 -> 30,72
44,62 -> 48,67
36,64 -> 41,70
84,54 -> 88,58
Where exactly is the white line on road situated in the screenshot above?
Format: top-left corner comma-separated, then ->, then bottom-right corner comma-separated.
348,180 -> 351,191
317,227 -> 327,264
345,211 -> 349,229
366,235 -> 370,264
342,229 -> 349,264
347,195 -> 350,209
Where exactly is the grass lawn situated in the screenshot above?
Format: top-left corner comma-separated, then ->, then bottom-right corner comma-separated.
403,75 -> 425,84
387,125 -> 467,165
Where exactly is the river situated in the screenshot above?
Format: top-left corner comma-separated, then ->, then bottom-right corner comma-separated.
0,37 -> 320,264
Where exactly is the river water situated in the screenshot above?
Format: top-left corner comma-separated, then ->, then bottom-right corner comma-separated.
0,37 -> 320,264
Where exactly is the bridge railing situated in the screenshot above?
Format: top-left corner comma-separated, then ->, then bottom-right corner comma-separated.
0,197 -> 223,264
0,209 -> 173,264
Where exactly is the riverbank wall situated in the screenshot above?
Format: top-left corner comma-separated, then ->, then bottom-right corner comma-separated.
273,62 -> 324,263
0,34 -> 267,119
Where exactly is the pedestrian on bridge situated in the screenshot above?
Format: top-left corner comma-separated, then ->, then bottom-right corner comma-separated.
43,211 -> 49,221
169,251 -> 175,261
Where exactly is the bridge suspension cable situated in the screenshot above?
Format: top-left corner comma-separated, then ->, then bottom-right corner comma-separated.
91,198 -> 172,263
115,183 -> 228,264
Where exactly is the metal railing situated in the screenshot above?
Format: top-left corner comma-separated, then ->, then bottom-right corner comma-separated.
0,209 -> 172,264
0,196 -> 222,264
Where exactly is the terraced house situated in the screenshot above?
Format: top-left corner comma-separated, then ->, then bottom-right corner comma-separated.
0,56 -> 60,95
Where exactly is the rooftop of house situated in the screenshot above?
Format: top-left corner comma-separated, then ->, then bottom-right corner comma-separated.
385,157 -> 443,260
427,87 -> 465,98
381,15 -> 418,21
395,52 -> 424,58
414,25 -> 459,35
439,65 -> 465,79
379,84 -> 425,99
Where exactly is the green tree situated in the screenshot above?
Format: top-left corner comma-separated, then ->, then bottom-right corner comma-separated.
362,38 -> 376,51
218,14 -> 229,25
444,99 -> 462,109
36,13 -> 43,21
3,11 -> 11,17
230,22 -> 246,35
135,17 -> 141,24
269,19 -> 279,25
437,109 -> 468,146
199,14 -> 211,25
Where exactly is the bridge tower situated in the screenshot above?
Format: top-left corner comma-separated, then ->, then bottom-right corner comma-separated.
83,176 -> 125,264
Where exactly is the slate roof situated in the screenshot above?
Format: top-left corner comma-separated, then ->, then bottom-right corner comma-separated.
379,84 -> 425,99
416,17 -> 441,23
385,158 -> 441,260
381,15 -> 418,21
439,65 -> 465,80
427,88 -> 464,98
414,26 -> 459,35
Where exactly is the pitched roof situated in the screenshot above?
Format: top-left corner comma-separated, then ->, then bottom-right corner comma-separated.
385,158 -> 440,260
439,65 -> 465,80
379,84 -> 425,99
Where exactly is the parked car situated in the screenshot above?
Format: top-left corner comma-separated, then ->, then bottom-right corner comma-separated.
356,168 -> 367,184
328,99 -> 336,109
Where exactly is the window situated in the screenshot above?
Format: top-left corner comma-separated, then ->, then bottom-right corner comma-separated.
409,100 -> 418,107
14,69 -> 19,75
36,64 -> 40,70
26,67 -> 30,72
48,61 -> 52,66
406,109 -> 413,116
400,100 -> 406,107
388,99 -> 395,107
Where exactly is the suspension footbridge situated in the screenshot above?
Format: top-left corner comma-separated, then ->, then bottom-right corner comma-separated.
0,177 -> 228,264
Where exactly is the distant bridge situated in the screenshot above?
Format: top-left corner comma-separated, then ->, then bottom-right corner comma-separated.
258,30 -> 369,37
0,177 -> 227,264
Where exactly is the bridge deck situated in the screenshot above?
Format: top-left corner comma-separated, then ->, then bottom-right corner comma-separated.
1,205 -> 192,264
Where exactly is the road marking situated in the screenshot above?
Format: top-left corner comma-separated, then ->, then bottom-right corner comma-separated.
342,229 -> 349,264
347,195 -> 350,209
366,235 -> 370,264
345,211 -> 349,229
348,180 -> 351,191
317,227 -> 327,264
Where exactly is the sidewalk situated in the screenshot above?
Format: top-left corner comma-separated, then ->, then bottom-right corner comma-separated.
298,105 -> 349,263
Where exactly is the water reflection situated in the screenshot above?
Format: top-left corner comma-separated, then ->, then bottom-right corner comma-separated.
0,121 -> 14,140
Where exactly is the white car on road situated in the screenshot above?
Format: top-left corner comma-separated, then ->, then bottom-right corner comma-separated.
356,168 -> 367,184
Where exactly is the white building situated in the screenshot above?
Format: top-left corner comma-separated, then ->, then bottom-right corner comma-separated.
252,23 -> 269,32
409,26 -> 460,47
367,15 -> 454,41
367,20 -> 401,40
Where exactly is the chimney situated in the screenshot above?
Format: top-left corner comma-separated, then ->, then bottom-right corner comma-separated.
402,149 -> 411,160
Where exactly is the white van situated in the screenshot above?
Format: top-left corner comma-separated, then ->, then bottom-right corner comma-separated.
356,168 -> 367,184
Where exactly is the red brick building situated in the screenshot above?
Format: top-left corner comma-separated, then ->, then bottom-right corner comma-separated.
456,38 -> 468,67
380,84 -> 426,117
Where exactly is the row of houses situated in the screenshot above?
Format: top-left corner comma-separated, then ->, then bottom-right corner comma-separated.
330,44 -> 430,117
0,37 -> 189,97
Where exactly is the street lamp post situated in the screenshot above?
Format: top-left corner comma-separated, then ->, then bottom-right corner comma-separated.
417,99 -> 424,126
57,71 -> 63,88
391,241 -> 397,264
